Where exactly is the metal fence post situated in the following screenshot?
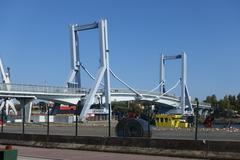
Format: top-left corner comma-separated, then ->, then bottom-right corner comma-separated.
195,99 -> 199,140
1,107 -> 4,133
108,103 -> 111,137
148,105 -> 151,137
47,105 -> 50,136
75,106 -> 78,137
22,106 -> 25,135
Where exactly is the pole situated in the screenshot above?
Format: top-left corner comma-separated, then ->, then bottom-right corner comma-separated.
181,52 -> 187,115
22,106 -> 25,135
47,105 -> 50,136
1,107 -> 4,133
108,103 -> 111,137
75,106 -> 78,136
195,99 -> 199,140
160,54 -> 165,94
147,105 -> 150,137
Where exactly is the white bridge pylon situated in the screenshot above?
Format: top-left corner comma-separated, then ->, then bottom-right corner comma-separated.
0,58 -> 18,116
159,53 -> 193,115
67,19 -> 111,121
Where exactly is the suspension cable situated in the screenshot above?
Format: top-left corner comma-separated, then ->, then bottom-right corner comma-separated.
154,79 -> 180,101
150,81 -> 164,92
109,68 -> 143,98
80,63 -> 104,86
80,63 -> 96,81
80,63 -> 143,98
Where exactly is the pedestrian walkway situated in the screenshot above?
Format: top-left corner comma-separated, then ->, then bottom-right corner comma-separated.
1,145 -> 201,160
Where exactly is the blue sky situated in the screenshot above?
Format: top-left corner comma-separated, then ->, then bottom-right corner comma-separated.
0,0 -> 240,100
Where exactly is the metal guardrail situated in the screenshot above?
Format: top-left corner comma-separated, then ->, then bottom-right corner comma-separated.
0,83 -> 87,94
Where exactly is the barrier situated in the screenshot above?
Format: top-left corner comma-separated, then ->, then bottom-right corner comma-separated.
0,133 -> 240,159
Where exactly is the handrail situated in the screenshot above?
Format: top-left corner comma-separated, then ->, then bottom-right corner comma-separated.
0,83 -> 87,94
0,83 -> 178,100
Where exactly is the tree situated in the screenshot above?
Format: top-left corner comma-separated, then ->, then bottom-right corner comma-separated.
237,93 -> 240,111
228,95 -> 237,110
237,93 -> 240,102
204,94 -> 217,107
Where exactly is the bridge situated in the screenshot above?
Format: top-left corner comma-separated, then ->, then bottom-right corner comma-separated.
0,19 -> 206,122
0,83 -> 181,121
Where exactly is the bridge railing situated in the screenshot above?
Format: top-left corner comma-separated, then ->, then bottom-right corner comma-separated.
0,83 -> 87,94
109,88 -> 179,99
110,88 -> 174,96
0,83 -> 180,99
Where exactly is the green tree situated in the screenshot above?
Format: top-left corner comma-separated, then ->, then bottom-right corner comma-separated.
228,95 -> 237,110
204,94 -> 218,107
237,93 -> 240,111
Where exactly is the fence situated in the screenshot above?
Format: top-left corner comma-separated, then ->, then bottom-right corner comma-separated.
0,106 -> 240,141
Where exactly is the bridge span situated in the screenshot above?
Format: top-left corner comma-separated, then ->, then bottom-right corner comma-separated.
0,83 -> 180,105
0,83 -> 181,122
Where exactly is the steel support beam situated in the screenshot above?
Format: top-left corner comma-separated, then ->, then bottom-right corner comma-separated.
74,22 -> 98,31
160,54 -> 165,94
19,98 -> 34,123
163,55 -> 182,60
181,52 -> 187,115
68,24 -> 81,88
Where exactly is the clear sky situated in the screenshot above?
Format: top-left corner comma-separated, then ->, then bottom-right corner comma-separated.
0,0 -> 240,100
